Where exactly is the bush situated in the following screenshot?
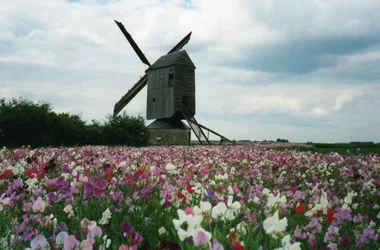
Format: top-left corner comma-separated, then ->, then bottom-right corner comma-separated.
103,112 -> 150,147
0,98 -> 150,148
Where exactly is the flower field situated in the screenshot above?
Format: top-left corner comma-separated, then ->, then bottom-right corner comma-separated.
0,145 -> 379,250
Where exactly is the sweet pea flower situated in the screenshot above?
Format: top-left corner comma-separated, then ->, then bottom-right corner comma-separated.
194,201 -> 212,215
212,240 -> 224,250
81,239 -> 95,250
211,196 -> 241,220
173,208 -> 204,241
274,234 -> 301,250
99,208 -> 112,225
63,235 -> 77,250
267,193 -> 287,209
263,211 -> 288,237
192,228 -> 212,247
56,231 -> 68,245
211,202 -> 228,219
32,197 -> 45,212
27,235 -> 49,250
119,245 -> 137,250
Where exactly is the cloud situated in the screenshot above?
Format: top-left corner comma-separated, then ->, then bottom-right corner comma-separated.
1,0 -> 380,142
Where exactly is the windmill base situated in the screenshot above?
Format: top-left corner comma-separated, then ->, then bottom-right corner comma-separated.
147,118 -> 191,146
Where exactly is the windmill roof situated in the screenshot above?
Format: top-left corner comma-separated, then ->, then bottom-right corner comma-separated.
147,118 -> 190,129
146,50 -> 195,71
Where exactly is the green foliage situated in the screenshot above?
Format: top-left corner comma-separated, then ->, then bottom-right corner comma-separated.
103,111 -> 150,147
0,98 -> 150,148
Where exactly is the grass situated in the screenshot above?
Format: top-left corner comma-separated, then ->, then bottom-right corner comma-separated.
309,142 -> 380,155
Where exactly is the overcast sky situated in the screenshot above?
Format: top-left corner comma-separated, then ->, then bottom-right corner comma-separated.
1,0 -> 380,143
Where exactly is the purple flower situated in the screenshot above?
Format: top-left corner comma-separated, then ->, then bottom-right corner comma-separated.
338,234 -> 352,246
335,208 -> 352,224
208,189 -> 215,198
84,183 -> 94,196
30,235 -> 48,249
121,222 -> 133,237
307,218 -> 322,234
294,226 -> 306,239
293,191 -> 305,201
141,186 -> 151,199
47,192 -> 59,203
212,240 -> 224,250
324,225 -> 339,243
353,214 -> 363,223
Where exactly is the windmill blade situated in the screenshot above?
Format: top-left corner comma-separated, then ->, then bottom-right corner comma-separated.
114,75 -> 148,116
114,20 -> 151,66
113,28 -> 192,115
167,31 -> 192,54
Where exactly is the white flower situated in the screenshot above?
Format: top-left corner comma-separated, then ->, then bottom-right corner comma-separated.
215,173 -> 228,180
211,196 -> 241,220
225,196 -> 241,220
158,227 -> 167,235
262,188 -> 271,196
267,193 -> 287,209
236,222 -> 248,235
275,234 -> 301,250
99,208 -> 112,225
173,209 -> 204,241
165,163 -> 176,171
253,196 -> 260,204
194,201 -> 212,215
263,211 -> 288,237
211,202 -> 227,220
25,178 -> 39,192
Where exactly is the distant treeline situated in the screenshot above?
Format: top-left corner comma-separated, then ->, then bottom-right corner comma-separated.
0,98 -> 150,148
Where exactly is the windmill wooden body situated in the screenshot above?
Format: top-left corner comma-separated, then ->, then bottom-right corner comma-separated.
113,20 -> 230,145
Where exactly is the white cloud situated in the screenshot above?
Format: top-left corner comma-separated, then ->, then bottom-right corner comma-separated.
1,0 -> 380,142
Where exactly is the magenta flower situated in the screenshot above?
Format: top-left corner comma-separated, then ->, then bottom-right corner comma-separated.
130,232 -> 143,245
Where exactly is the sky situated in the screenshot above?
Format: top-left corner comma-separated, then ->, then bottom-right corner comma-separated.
1,0 -> 380,143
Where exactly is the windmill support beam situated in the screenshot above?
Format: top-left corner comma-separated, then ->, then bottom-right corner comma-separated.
196,123 -> 231,142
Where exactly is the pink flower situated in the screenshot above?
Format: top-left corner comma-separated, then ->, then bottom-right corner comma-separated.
63,235 -> 77,250
119,245 -> 137,250
194,230 -> 211,246
184,206 -> 194,216
32,197 -> 45,212
87,225 -> 102,239
81,239 -> 95,250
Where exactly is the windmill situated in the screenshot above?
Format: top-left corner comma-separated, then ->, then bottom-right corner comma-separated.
113,20 -> 230,145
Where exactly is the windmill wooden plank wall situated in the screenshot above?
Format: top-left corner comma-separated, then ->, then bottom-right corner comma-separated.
146,51 -> 196,120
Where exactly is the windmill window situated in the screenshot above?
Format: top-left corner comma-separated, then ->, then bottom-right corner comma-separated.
168,73 -> 174,87
152,97 -> 156,103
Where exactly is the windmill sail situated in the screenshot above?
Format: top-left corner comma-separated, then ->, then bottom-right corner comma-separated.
114,20 -> 151,66
167,31 -> 192,54
114,75 -> 147,116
